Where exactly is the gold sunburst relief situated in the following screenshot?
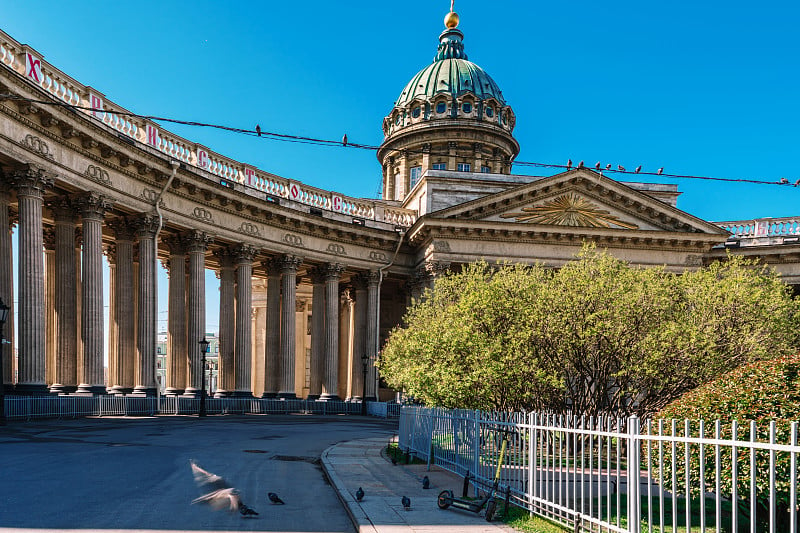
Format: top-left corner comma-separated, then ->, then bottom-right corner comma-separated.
499,193 -> 639,229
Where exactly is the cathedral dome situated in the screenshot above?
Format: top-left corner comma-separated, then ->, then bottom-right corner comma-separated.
395,31 -> 506,108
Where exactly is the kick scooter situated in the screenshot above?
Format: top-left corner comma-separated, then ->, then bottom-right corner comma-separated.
437,426 -> 512,521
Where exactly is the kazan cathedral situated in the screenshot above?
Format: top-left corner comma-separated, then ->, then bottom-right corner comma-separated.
0,7 -> 797,401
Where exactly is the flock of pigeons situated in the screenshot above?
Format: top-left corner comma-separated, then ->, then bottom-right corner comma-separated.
191,461 -> 431,518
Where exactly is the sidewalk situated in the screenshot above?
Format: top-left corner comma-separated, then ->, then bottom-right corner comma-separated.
321,437 -> 515,533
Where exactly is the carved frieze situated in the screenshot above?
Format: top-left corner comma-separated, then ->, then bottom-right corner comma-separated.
369,251 -> 387,262
238,221 -> 260,237
283,233 -> 304,248
191,206 -> 214,223
326,243 -> 347,256
20,134 -> 53,159
84,164 -> 112,186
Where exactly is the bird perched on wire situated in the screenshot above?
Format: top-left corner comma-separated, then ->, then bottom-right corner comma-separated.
780,177 -> 790,184
255,124 -> 261,137
595,162 -> 601,170
401,496 -> 411,510
606,164 -> 612,170
657,167 -> 664,175
566,159 -> 572,170
577,160 -> 584,169
189,461 -> 259,517
355,487 -> 364,502
635,165 -> 642,173
268,492 -> 285,505
422,475 -> 430,489
342,134 -> 348,147
794,178 -> 800,187
618,165 -> 626,172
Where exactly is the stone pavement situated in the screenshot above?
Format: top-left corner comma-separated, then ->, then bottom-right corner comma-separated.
321,437 -> 515,533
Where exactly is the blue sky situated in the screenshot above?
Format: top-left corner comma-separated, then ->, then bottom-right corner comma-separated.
3,1 -> 799,337
4,0 -> 798,223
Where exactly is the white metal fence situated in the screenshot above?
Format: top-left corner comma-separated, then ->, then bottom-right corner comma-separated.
2,395 -> 400,421
399,406 -> 800,533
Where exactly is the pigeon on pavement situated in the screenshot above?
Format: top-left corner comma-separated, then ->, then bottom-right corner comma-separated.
189,461 -> 258,517
355,487 -> 364,502
268,492 -> 285,505
402,495 -> 411,510
422,475 -> 430,489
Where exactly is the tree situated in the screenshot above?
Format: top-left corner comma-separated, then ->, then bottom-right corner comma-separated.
378,245 -> 800,417
654,354 -> 800,530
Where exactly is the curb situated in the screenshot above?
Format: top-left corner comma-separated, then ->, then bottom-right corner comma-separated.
321,443 -> 378,533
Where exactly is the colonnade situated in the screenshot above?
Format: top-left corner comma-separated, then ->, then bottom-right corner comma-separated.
0,166 -> 383,400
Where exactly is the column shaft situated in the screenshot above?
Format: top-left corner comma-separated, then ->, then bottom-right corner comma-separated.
134,215 -> 159,395
308,269 -> 325,400
165,237 -> 187,395
262,260 -> 281,397
233,245 -> 256,396
321,263 -> 343,400
365,271 -> 380,400
278,255 -> 301,398
215,251 -> 235,396
0,184 -> 14,389
13,168 -> 52,394
184,231 -> 211,396
76,193 -> 111,395
350,277 -> 367,400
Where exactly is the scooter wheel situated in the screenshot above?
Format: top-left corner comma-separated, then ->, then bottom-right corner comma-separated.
485,499 -> 497,522
437,490 -> 453,509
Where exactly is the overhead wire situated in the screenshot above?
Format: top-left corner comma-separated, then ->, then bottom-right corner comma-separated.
0,92 -> 793,188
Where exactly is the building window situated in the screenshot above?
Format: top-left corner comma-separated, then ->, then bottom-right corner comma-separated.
410,166 -> 423,188
436,101 -> 446,114
481,166 -> 491,173
394,115 -> 401,125
462,102 -> 472,113
432,162 -> 446,170
411,107 -> 421,118
457,163 -> 471,172
486,106 -> 494,118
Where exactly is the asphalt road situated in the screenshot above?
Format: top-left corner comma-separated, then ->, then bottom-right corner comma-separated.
0,414 -> 398,532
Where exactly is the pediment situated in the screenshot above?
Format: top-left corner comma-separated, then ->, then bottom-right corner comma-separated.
430,169 -> 727,235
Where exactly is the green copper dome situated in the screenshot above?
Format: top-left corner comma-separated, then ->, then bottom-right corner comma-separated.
395,27 -> 506,107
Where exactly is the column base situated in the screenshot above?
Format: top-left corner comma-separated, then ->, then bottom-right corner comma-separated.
213,390 -> 233,398
131,387 -> 157,397
318,394 -> 341,402
74,384 -> 107,396
49,383 -> 68,395
306,394 -> 321,401
182,387 -> 201,398
14,383 -> 50,395
107,386 -> 126,396
164,388 -> 185,396
260,392 -> 278,398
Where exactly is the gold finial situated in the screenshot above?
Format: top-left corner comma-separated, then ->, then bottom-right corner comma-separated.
444,0 -> 459,28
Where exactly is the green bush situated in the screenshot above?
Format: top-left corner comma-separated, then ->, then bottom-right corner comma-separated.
653,353 -> 800,530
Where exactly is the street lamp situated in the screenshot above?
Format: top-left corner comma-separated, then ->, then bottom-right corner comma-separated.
198,337 -> 210,418
361,353 -> 369,416
0,297 -> 10,425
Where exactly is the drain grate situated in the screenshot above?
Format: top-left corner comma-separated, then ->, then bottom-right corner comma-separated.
271,454 -> 320,465
243,449 -> 269,454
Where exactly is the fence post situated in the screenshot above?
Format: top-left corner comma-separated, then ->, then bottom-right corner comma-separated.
626,416 -> 640,533
473,409 -> 481,484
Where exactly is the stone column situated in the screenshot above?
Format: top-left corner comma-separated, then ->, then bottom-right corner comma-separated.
0,182 -> 14,390
321,263 -> 344,400
48,198 -> 78,394
215,250 -> 236,397
262,258 -> 281,397
365,270 -> 380,401
233,244 -> 257,397
278,255 -> 302,398
184,230 -> 212,397
307,267 -> 326,400
75,193 -> 112,395
106,246 -> 118,394
43,228 -> 55,389
133,214 -> 159,396
12,167 -> 53,394
421,143 -> 431,174
164,236 -> 187,396
338,288 -> 354,399
350,275 -> 368,400
448,141 -> 458,172
109,219 -> 136,394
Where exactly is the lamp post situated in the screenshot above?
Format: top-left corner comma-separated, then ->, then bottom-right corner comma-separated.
361,353 -> 369,416
198,337 -> 209,417
0,297 -> 9,425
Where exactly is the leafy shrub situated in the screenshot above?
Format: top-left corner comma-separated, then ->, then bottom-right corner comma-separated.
653,354 -> 800,530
